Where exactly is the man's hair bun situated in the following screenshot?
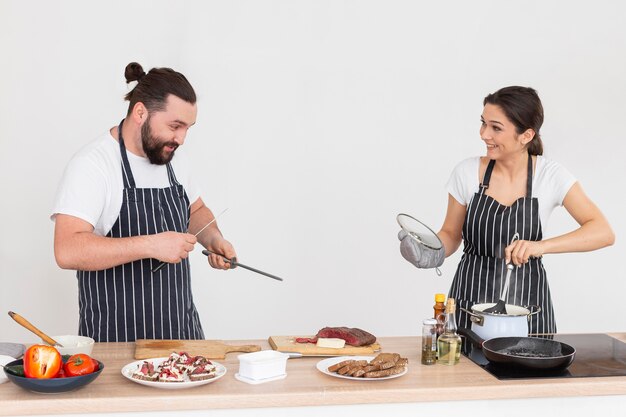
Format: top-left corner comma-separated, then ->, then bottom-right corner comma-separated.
123,63 -> 196,114
124,62 -> 146,83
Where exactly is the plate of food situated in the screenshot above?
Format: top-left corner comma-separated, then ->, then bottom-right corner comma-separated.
121,352 -> 226,389
316,353 -> 408,381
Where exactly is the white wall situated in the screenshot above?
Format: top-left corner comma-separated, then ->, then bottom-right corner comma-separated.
1,0 -> 624,343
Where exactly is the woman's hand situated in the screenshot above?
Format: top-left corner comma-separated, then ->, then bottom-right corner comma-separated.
505,239 -> 544,266
398,230 -> 445,269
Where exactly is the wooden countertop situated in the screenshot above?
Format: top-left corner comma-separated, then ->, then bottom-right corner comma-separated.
2,334 -> 626,416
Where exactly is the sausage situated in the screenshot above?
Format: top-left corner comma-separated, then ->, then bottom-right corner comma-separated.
363,365 -> 406,378
327,354 -> 408,378
347,365 -> 366,376
337,360 -> 367,375
328,360 -> 354,373
370,353 -> 400,365
353,365 -> 380,377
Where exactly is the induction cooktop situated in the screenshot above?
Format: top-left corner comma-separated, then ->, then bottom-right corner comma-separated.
463,333 -> 626,380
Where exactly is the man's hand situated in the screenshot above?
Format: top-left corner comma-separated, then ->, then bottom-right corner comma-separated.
206,238 -> 237,270
54,214 -> 198,271
150,231 -> 197,263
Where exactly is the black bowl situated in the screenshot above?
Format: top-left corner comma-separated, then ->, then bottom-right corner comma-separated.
3,359 -> 104,394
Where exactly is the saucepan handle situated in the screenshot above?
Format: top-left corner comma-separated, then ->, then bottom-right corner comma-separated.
525,305 -> 542,318
460,307 -> 484,326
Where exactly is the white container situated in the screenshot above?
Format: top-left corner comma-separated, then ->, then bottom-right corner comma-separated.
45,335 -> 95,356
466,303 -> 541,340
237,350 -> 288,382
0,355 -> 16,384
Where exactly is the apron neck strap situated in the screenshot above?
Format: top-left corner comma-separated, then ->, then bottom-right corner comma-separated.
526,152 -> 533,197
479,155 -> 533,197
165,163 -> 180,186
117,119 -> 136,189
479,159 -> 496,193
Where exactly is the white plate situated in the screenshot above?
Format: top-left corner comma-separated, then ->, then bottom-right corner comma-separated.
121,357 -> 227,389
316,356 -> 408,381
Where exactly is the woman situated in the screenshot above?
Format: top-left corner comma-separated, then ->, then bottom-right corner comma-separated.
399,86 -> 614,334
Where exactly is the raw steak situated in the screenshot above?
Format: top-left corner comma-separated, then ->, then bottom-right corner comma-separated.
317,327 -> 376,346
296,327 -> 376,346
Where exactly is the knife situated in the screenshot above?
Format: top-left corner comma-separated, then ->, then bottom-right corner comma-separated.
202,249 -> 284,282
277,352 -> 341,358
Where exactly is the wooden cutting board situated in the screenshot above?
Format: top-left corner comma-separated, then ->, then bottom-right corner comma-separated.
268,336 -> 381,356
134,339 -> 261,360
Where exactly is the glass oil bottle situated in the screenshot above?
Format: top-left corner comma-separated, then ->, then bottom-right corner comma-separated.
437,297 -> 461,365
421,318 -> 438,365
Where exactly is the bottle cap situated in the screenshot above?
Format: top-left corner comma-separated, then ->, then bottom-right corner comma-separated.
446,297 -> 456,313
423,318 -> 438,325
435,293 -> 446,303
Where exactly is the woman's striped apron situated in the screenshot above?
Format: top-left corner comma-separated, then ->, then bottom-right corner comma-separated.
449,155 -> 556,336
77,121 -> 204,342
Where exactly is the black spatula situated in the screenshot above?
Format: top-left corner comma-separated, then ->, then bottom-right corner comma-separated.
484,233 -> 519,314
484,263 -> 514,314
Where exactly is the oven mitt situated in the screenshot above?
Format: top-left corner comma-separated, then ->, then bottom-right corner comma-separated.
398,229 -> 445,269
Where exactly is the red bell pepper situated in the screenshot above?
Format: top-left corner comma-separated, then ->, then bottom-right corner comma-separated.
23,344 -> 62,379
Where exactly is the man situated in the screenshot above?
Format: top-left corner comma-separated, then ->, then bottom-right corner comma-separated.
52,62 -> 236,342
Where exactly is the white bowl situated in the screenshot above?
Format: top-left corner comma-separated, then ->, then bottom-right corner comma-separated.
237,350 -> 288,381
0,355 -> 16,384
44,335 -> 95,356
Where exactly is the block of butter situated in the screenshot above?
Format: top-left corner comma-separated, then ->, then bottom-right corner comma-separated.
316,338 -> 346,349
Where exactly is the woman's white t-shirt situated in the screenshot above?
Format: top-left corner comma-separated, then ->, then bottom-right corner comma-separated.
445,156 -> 577,231
51,131 -> 201,236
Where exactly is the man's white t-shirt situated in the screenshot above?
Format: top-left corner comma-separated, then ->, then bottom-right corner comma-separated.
445,156 -> 577,231
51,131 -> 201,236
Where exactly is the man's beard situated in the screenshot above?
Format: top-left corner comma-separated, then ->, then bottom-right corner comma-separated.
141,115 -> 179,165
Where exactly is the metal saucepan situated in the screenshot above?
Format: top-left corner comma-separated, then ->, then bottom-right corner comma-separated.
459,327 -> 576,371
461,303 -> 541,340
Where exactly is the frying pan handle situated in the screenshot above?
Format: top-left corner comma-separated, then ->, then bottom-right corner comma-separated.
459,307 -> 485,326
457,327 -> 486,347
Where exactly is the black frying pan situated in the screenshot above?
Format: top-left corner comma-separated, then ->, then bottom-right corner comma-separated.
459,328 -> 576,371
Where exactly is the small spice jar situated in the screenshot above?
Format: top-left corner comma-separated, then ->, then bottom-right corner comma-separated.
421,318 -> 438,365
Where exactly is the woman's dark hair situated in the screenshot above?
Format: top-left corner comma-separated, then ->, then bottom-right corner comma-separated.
483,86 -> 544,155
124,62 -> 196,114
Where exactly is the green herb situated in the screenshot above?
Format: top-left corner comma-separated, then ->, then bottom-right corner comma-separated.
4,365 -> 25,377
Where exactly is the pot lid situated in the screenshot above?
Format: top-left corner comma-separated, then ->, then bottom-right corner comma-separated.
396,213 -> 443,250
